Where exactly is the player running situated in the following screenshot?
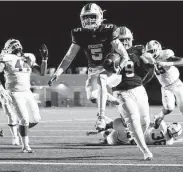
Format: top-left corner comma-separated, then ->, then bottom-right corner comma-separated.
145,40 -> 183,129
102,26 -> 155,160
0,39 -> 48,153
48,3 -> 129,131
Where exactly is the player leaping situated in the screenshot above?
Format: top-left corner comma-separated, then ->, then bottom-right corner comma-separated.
48,3 -> 129,131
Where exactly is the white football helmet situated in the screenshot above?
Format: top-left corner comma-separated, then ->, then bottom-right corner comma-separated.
145,40 -> 162,59
167,122 -> 182,140
118,26 -> 133,50
80,3 -> 104,30
4,38 -> 23,54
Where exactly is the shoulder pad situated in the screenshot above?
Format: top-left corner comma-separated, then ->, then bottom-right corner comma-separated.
0,54 -> 15,62
164,49 -> 174,57
24,53 -> 36,62
72,27 -> 82,32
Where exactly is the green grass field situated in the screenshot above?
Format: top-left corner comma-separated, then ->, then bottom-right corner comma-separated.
0,106 -> 183,172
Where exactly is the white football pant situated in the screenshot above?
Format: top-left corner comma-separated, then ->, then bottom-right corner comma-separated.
113,85 -> 151,154
10,90 -> 41,126
161,79 -> 183,114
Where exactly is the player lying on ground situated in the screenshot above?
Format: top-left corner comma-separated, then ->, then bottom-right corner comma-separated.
144,40 -> 183,129
48,3 -> 129,132
0,39 -> 48,153
87,116 -> 182,146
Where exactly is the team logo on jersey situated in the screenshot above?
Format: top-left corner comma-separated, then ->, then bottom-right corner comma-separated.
88,44 -> 103,49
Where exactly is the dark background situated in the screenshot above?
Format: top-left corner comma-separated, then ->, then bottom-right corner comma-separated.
0,1 -> 183,67
0,1 -> 183,104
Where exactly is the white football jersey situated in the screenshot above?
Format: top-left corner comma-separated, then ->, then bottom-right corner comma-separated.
144,126 -> 168,145
155,49 -> 180,87
0,53 -> 36,92
105,118 -> 173,145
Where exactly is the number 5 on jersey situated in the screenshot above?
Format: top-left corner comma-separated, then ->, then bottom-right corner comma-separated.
91,48 -> 103,60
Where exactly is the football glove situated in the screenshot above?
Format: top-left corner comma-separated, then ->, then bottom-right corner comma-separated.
48,74 -> 58,87
39,44 -> 48,60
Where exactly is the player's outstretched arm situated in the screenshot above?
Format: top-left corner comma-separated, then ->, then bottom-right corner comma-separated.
111,39 -> 129,70
158,56 -> 183,67
142,67 -> 155,86
48,43 -> 80,86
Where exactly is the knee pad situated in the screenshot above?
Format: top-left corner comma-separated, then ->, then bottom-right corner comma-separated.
19,118 -> 29,126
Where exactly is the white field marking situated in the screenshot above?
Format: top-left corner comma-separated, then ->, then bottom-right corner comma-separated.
1,119 -> 183,125
40,119 -> 96,123
0,161 -> 183,167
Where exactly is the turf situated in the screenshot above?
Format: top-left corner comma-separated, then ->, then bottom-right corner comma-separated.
0,106 -> 183,172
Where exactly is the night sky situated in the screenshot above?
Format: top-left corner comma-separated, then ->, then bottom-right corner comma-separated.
0,1 -> 183,69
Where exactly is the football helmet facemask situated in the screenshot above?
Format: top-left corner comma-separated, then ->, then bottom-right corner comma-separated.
145,40 -> 162,59
119,26 -> 133,50
167,122 -> 182,140
80,3 -> 105,30
4,39 -> 23,54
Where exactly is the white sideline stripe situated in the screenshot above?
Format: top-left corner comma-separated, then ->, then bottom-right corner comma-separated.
1,119 -> 183,125
0,161 -> 183,167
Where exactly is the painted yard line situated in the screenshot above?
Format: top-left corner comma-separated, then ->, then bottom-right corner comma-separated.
0,161 -> 183,167
1,120 -> 183,125
0,144 -> 183,149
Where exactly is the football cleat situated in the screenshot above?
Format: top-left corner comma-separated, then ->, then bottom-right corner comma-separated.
12,136 -> 20,146
144,152 -> 153,161
0,129 -> 4,137
22,145 -> 34,153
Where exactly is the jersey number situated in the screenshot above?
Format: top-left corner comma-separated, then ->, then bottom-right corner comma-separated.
91,48 -> 103,61
124,61 -> 134,77
151,131 -> 166,145
15,59 -> 30,72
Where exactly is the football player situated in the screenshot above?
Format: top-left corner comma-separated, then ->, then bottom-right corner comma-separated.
48,3 -> 129,131
103,26 -> 155,160
145,40 -> 183,129
0,38 -> 48,153
89,117 -> 182,146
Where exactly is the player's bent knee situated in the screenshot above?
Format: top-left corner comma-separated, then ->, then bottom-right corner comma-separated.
19,118 -> 29,126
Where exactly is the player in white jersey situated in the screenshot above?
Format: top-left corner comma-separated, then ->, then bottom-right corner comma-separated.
87,117 -> 182,146
0,39 -> 48,153
145,40 -> 183,129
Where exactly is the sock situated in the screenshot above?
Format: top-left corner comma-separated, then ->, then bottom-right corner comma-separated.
19,125 -> 29,147
8,125 -> 18,138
